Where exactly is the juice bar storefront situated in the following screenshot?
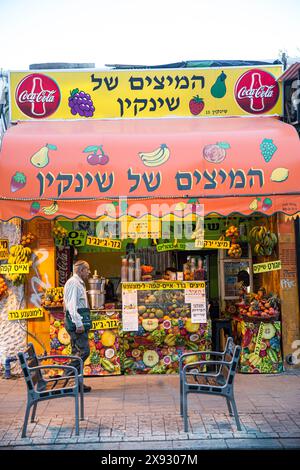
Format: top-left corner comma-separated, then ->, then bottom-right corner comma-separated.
0,116 -> 299,376
0,64 -> 299,376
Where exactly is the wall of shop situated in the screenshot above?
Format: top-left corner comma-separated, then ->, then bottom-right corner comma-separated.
0,220 -> 26,374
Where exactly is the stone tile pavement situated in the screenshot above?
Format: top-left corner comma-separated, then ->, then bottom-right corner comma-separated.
0,370 -> 300,450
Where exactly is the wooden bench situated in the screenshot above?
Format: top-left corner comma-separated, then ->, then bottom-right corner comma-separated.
179,337 -> 241,432
18,343 -> 84,437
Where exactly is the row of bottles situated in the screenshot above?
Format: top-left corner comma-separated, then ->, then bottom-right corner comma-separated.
183,256 -> 207,281
121,256 -> 141,282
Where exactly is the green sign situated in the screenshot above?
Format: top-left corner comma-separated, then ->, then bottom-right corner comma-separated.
67,230 -> 87,247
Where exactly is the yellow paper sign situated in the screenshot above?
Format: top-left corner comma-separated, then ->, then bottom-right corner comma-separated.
122,281 -> 206,291
253,260 -> 282,274
0,239 -> 9,260
9,65 -> 283,120
91,319 -> 120,330
156,242 -> 186,252
203,240 -> 230,249
0,263 -> 29,274
86,236 -> 121,250
121,219 -> 161,239
8,308 -> 44,320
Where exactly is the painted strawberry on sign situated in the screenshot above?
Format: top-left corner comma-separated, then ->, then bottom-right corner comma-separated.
11,172 -> 27,192
189,96 -> 205,115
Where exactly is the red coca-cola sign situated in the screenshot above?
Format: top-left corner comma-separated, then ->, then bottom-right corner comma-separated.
15,73 -> 61,118
234,69 -> 279,114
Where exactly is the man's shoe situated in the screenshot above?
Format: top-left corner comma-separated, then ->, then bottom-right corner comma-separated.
83,384 -> 92,393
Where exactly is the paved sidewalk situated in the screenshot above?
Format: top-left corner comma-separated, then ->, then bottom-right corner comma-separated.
0,371 -> 300,450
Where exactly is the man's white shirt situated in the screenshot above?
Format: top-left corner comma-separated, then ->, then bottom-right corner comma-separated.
63,273 -> 89,328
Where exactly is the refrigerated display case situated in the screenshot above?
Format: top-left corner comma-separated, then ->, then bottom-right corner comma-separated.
219,243 -> 253,301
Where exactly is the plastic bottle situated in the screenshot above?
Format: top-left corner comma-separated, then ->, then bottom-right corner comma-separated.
135,257 -> 141,282
128,256 -> 135,282
190,257 -> 196,280
121,258 -> 128,282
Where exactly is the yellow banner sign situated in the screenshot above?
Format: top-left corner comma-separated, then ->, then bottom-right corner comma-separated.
203,240 -> 230,249
9,65 -> 283,120
91,319 -> 120,330
122,281 -> 206,290
156,242 -> 186,252
253,260 -> 282,274
86,236 -> 121,250
0,263 -> 29,274
8,308 -> 44,320
0,239 -> 9,260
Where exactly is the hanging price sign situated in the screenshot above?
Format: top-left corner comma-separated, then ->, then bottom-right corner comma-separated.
0,239 -> 9,260
86,236 -> 121,250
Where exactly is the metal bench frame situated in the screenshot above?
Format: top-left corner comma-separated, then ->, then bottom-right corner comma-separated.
179,337 -> 241,432
18,343 -> 84,437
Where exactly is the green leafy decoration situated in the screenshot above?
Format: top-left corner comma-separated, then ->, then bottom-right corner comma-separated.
83,145 -> 99,153
47,144 -> 57,150
70,88 -> 79,97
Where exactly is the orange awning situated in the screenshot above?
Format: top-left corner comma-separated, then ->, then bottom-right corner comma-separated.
0,117 -> 299,220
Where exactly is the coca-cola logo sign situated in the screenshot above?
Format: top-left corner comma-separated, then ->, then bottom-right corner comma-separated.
15,73 -> 61,118
234,69 -> 279,114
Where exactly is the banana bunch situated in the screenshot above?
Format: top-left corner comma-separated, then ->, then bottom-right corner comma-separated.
7,245 -> 33,286
249,225 -> 277,256
41,201 -> 59,215
248,352 -> 262,367
139,144 -> 170,167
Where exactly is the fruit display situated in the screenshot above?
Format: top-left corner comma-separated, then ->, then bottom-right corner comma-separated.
52,222 -> 68,241
232,318 -> 283,374
225,225 -> 239,239
49,309 -> 121,376
0,275 -> 8,300
41,287 -> 64,309
20,232 -> 35,246
121,288 -> 211,375
86,311 -> 121,376
228,243 -> 242,258
141,265 -> 154,281
6,244 -> 33,286
249,225 -> 278,256
236,288 -> 281,320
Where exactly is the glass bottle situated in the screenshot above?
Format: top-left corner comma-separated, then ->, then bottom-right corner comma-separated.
190,257 -> 196,280
135,257 -> 141,282
128,256 -> 135,282
121,258 -> 128,282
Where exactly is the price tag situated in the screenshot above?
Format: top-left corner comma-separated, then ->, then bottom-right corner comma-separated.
0,263 -> 29,274
0,239 -> 9,260
253,260 -> 282,274
8,308 -> 44,320
91,319 -> 120,330
67,230 -> 87,247
203,240 -> 230,249
86,236 -> 121,250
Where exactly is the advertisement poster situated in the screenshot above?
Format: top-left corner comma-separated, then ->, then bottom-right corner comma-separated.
9,65 -> 283,120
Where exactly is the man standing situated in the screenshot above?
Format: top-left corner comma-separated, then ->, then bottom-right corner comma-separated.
64,260 -> 92,392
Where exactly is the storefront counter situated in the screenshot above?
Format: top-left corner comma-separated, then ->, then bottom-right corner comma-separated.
231,317 -> 283,373
121,281 -> 211,374
50,308 -> 122,376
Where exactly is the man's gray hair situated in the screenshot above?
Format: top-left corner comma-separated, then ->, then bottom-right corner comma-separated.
74,260 -> 90,274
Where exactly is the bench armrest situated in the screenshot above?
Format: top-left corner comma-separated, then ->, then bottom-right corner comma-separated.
29,364 -> 79,380
183,359 -> 231,374
38,355 -> 83,374
179,351 -> 224,367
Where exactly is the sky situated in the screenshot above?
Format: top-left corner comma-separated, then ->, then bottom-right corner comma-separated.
0,0 -> 300,70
